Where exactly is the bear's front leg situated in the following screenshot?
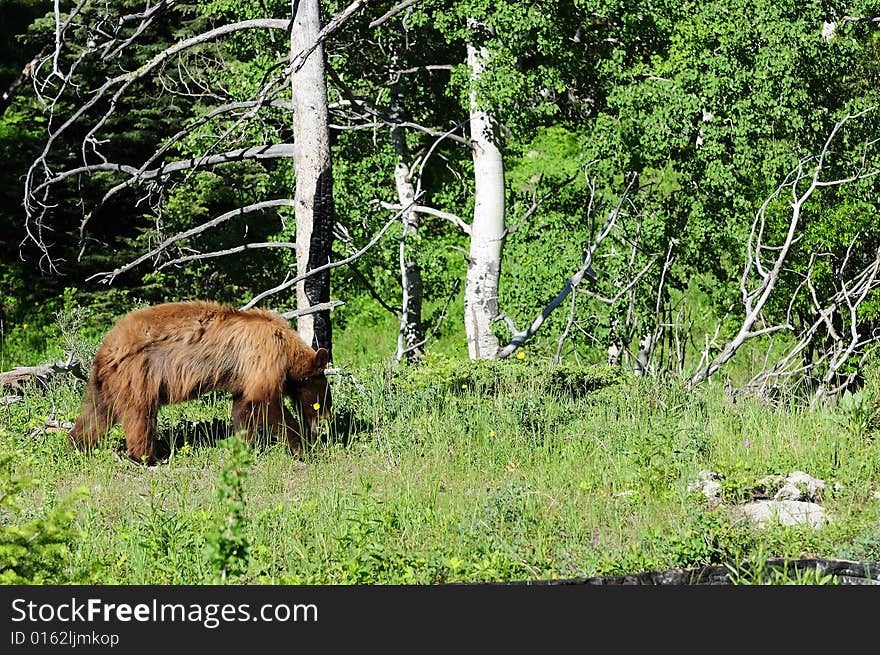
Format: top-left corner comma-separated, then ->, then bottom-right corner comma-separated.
121,406 -> 158,465
231,396 -> 259,443
280,403 -> 303,456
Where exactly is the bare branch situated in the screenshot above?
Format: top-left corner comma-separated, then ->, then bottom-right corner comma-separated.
576,255 -> 658,305
102,0 -> 177,59
280,301 -> 345,320
290,0 -> 372,76
25,0 -> 376,272
241,200 -> 414,310
502,168 -> 583,238
88,199 -> 297,283
378,201 -> 470,235
97,99 -> 294,207
369,0 -> 421,28
184,0 -> 375,180
744,242 -> 880,400
400,279 -> 462,357
35,143 -> 296,200
553,285 -> 579,364
326,64 -> 472,146
158,241 -> 297,270
37,17 -> 289,153
393,65 -> 454,75
691,108 -> 878,386
496,173 -> 638,358
0,353 -> 87,392
345,263 -> 401,315
24,17 -> 292,269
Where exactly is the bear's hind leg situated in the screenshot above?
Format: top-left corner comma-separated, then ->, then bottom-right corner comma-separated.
69,383 -> 115,453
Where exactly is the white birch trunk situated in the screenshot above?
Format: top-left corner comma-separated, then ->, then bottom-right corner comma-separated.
464,35 -> 504,360
390,54 -> 423,363
292,0 -> 334,355
394,161 -> 424,362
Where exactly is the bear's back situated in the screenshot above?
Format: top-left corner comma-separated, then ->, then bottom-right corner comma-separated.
98,301 -> 306,360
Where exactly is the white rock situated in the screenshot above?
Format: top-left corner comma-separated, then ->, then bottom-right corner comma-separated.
687,470 -> 722,500
773,483 -> 804,501
737,500 -> 827,529
785,471 -> 826,501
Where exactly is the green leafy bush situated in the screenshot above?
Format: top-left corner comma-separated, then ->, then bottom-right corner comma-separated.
204,436 -> 252,583
0,448 -> 86,584
390,353 -> 627,398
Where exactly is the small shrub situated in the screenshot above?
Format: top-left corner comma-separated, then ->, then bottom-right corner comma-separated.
204,436 -> 252,583
712,460 -> 767,504
0,448 -> 87,584
391,352 -> 625,398
546,362 -> 627,397
132,480 -> 205,584
326,369 -> 379,442
834,387 -> 880,442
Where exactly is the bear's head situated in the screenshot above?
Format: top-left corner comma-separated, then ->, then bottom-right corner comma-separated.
287,347 -> 331,438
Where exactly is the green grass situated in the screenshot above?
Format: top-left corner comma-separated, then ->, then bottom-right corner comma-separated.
3,351 -> 880,585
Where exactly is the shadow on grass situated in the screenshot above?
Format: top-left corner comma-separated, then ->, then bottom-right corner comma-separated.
326,408 -> 373,447
144,409 -> 373,461
153,418 -> 235,460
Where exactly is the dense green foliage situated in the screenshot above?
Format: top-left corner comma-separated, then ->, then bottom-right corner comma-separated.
204,436 -> 253,583
1,1 -> 877,374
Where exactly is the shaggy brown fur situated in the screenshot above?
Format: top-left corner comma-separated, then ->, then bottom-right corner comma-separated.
69,301 -> 331,465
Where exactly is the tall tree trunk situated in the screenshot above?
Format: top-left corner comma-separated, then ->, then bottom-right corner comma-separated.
464,32 -> 504,360
390,53 -> 424,364
292,0 -> 334,357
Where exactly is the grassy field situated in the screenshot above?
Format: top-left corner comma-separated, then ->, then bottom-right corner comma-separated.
3,332 -> 880,585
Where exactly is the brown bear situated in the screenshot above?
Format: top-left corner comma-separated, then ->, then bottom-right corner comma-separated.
69,300 -> 331,465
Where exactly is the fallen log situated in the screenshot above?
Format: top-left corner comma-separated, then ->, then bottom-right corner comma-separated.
26,413 -> 76,438
491,557 -> 880,586
0,353 -> 87,392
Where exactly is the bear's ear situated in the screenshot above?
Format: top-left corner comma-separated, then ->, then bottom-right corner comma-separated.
313,347 -> 330,372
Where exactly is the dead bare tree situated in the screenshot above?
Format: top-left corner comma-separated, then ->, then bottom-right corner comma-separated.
324,50 -> 472,362
744,240 -> 880,400
690,108 -> 880,393
464,19 -> 505,359
22,0 -> 375,359
292,0 -> 345,355
388,41 -> 424,364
